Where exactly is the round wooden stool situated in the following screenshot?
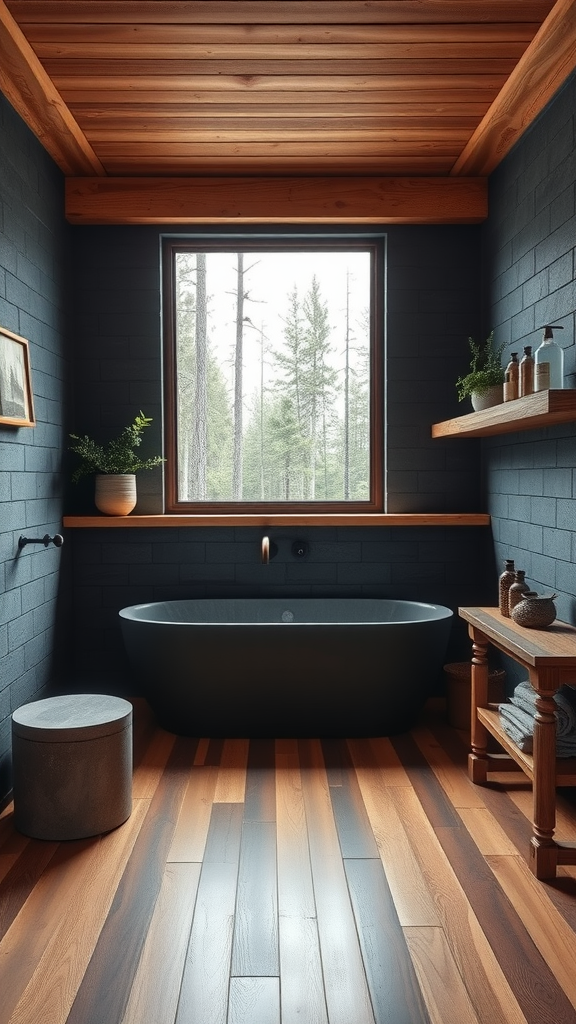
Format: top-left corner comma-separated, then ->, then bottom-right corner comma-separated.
12,693 -> 133,840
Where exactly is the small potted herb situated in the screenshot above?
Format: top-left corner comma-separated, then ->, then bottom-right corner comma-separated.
455,332 -> 505,410
69,411 -> 164,515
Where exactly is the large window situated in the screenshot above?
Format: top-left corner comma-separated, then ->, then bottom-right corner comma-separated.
163,237 -> 384,513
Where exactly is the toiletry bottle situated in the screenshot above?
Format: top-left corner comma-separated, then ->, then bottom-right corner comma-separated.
535,324 -> 564,391
519,346 -> 534,397
499,559 -> 516,617
503,352 -> 519,402
508,569 -> 530,613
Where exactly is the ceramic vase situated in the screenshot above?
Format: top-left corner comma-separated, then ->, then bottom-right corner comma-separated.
471,385 -> 503,411
95,474 -> 137,516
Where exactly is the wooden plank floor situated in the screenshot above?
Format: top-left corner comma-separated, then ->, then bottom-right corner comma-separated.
2,699 -> 576,1024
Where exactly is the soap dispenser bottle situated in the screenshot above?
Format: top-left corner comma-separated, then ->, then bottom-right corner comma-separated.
503,352 -> 519,401
519,346 -> 535,397
535,324 -> 564,391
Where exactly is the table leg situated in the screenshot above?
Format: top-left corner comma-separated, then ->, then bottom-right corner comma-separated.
529,671 -> 559,879
468,628 -> 489,784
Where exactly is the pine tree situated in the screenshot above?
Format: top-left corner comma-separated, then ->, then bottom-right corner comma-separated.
191,252 -> 208,499
301,275 -> 338,499
174,252 -> 196,499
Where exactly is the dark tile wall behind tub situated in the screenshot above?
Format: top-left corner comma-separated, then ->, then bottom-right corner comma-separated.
69,525 -> 495,696
386,225 -> 483,514
482,69 -> 576,688
0,95 -> 72,800
69,223 -> 484,517
68,220 -> 492,694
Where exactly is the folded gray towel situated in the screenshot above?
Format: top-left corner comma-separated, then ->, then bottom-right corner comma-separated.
510,680 -> 576,737
499,681 -> 576,757
498,702 -> 533,753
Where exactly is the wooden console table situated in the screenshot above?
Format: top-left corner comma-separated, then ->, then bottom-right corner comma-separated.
459,606 -> 576,879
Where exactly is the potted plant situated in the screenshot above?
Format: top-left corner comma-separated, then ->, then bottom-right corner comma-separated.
69,411 -> 164,515
455,332 -> 506,411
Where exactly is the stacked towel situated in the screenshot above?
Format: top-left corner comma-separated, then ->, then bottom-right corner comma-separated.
499,680 -> 576,756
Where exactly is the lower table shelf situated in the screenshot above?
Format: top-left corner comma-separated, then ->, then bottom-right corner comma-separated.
477,706 -> 576,786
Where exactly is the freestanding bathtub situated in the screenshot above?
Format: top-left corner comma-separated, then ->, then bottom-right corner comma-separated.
119,598 -> 453,737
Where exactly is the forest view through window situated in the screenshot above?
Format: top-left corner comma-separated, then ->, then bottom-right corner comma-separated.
164,239 -> 383,511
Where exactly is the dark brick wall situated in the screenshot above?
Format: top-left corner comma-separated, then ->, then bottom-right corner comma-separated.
482,70 -> 576,686
67,223 -> 491,691
0,94 -> 72,798
68,224 -> 483,516
69,523 -> 494,692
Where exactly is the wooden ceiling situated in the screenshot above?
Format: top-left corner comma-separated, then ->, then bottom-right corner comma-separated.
1,1 -> 576,224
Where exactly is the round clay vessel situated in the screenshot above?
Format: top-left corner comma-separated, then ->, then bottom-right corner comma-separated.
511,592 -> 557,629
95,473 -> 137,516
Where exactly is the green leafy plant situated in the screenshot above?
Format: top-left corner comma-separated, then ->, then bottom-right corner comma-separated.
455,331 -> 506,401
69,411 -> 165,482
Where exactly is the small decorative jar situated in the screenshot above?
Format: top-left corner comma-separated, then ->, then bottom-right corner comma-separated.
511,592 -> 557,629
498,559 -> 516,617
508,570 -> 530,613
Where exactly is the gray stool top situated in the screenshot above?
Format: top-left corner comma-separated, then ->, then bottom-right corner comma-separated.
12,694 -> 133,742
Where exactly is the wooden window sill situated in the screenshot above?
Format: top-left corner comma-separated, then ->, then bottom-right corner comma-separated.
62,513 -> 490,528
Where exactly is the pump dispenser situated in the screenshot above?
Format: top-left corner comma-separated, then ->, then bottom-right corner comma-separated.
535,325 -> 564,391
503,352 -> 519,401
519,346 -> 535,396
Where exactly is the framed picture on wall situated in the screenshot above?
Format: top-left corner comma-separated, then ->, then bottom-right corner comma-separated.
0,326 -> 35,427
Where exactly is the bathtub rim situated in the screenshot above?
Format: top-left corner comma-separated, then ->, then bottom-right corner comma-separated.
119,597 -> 454,627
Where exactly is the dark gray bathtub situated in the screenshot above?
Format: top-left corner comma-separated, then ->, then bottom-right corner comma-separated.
119,598 -> 453,737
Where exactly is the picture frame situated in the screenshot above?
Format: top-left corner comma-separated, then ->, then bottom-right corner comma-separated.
0,325 -> 35,427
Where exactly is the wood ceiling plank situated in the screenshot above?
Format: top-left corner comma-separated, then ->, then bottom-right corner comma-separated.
52,74 -> 510,95
31,42 -> 531,61
64,96 -> 495,112
98,156 -> 457,175
92,141 -> 467,157
0,0 -> 104,175
23,24 -> 540,44
77,115 -> 481,132
64,175 -> 487,225
452,0 -> 576,175
41,58 -> 521,76
85,128 -> 473,143
4,1 -> 557,26
71,102 -> 491,118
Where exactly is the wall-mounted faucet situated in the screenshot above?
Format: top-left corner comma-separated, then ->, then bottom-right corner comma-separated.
261,535 -> 309,563
18,534 -> 64,551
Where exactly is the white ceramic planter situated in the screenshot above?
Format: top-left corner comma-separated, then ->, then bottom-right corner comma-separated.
95,474 -> 137,516
471,384 -> 503,412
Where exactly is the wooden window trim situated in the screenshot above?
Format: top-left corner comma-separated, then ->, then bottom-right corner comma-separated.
162,234 -> 385,515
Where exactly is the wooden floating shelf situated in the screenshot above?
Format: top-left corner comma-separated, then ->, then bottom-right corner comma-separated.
62,513 -> 490,529
432,389 -> 576,438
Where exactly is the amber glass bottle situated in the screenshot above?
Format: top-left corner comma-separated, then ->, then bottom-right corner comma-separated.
519,346 -> 534,396
503,352 -> 519,401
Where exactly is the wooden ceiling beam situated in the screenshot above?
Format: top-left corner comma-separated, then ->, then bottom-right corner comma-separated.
65,175 -> 487,225
0,0 -> 104,175
451,0 -> 576,175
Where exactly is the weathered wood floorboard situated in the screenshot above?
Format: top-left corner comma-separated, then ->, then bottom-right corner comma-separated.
1,701 -> 576,1024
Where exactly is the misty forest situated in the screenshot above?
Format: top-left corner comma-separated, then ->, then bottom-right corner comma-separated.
174,250 -> 371,503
